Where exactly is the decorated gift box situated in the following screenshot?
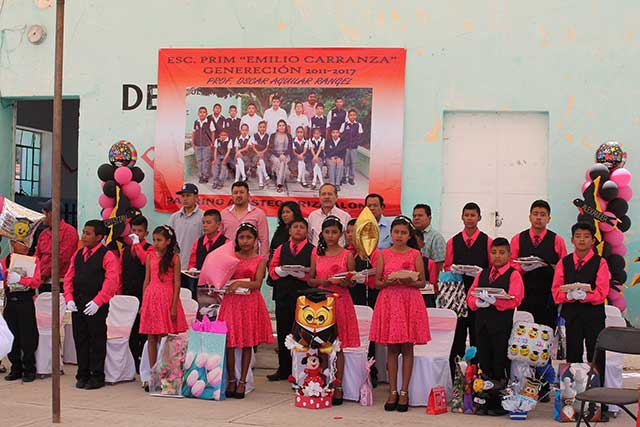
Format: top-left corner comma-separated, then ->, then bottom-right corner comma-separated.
508,321 -> 554,367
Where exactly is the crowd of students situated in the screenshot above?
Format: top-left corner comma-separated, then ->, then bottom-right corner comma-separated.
191,92 -> 365,192
1,182 -> 611,415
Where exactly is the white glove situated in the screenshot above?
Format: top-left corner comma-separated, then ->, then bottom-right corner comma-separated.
521,263 -> 541,272
573,289 -> 587,301
66,301 -> 78,312
289,270 -> 305,279
83,300 -> 99,316
128,233 -> 140,245
188,267 -> 198,272
274,266 -> 289,277
354,274 -> 366,284
566,290 -> 576,300
479,290 -> 497,305
476,298 -> 490,308
7,272 -> 21,285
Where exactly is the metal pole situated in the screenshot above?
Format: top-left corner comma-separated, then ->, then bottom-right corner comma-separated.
52,0 -> 65,423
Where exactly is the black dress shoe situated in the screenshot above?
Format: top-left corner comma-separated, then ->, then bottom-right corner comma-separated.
332,387 -> 344,406
348,179 -> 355,185
22,372 -> 36,383
5,372 -> 22,381
75,378 -> 88,389
397,391 -> 409,412
266,371 -> 288,382
85,378 -> 105,390
384,391 -> 398,411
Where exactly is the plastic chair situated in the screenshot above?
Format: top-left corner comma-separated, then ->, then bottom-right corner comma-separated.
603,306 -> 627,414
104,295 -> 139,383
513,310 -> 534,323
398,308 -> 457,406
34,292 -> 65,375
575,327 -> 640,426
343,305 -> 373,401
182,298 -> 199,327
180,288 -> 193,301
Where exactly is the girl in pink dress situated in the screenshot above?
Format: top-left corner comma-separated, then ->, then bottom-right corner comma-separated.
370,216 -> 430,413
140,225 -> 188,369
308,216 -> 359,405
217,222 -> 273,399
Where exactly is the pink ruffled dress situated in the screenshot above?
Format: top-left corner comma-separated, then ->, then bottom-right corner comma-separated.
313,248 -> 361,349
369,248 -> 431,345
217,255 -> 274,348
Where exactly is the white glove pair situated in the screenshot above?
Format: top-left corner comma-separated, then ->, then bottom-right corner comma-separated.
567,289 -> 587,301
128,233 -> 140,245
354,274 -> 366,285
66,300 -> 100,316
475,290 -> 497,308
7,272 -> 22,285
275,267 -> 305,279
521,263 -> 542,272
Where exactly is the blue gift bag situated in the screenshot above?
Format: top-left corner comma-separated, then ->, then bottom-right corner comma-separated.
182,327 -> 227,400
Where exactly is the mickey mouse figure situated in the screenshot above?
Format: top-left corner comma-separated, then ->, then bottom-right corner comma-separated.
302,352 -> 325,388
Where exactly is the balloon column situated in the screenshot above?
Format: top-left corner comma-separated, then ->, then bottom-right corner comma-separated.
575,141 -> 632,312
97,140 -> 146,249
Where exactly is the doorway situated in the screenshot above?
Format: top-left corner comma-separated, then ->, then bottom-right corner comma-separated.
440,111 -> 549,240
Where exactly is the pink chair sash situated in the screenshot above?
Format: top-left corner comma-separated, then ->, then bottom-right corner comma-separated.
36,312 -> 52,329
358,320 -> 371,339
429,317 -> 457,331
107,325 -> 132,340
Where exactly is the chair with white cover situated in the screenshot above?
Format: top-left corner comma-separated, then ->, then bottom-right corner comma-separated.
62,317 -> 77,364
34,292 -> 66,375
398,308 -> 457,406
180,288 -> 193,301
234,348 -> 256,394
182,297 -> 199,326
604,305 -> 626,413
343,305 -> 373,401
513,310 -> 534,323
104,295 -> 139,383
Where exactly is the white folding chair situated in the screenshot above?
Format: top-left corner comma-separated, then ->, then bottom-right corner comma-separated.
104,295 -> 139,384
513,310 -> 534,323
343,305 -> 372,401
398,308 -> 457,406
182,297 -> 198,327
604,305 -> 626,413
34,292 -> 66,375
180,288 -> 193,301
62,319 -> 77,364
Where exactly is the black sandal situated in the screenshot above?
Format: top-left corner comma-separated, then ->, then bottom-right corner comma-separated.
332,386 -> 344,406
384,390 -> 398,411
397,390 -> 409,412
225,378 -> 237,398
234,380 -> 246,399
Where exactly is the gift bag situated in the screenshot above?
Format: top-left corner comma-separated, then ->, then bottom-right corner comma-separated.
554,363 -> 603,422
182,318 -> 228,400
427,386 -> 448,415
507,321 -> 553,367
148,334 -> 188,397
450,360 -> 466,413
436,272 -> 468,318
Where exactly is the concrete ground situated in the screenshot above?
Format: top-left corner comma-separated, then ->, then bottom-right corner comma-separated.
2,346 -> 639,426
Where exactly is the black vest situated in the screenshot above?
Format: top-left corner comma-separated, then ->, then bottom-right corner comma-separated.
72,245 -> 108,307
341,121 -> 362,149
329,108 -> 346,130
518,230 -> 560,298
293,139 -> 306,155
224,117 -> 241,140
215,138 -> 234,157
236,136 -> 252,151
193,118 -> 213,147
308,138 -> 325,158
121,242 -> 150,300
195,234 -> 228,270
311,115 -> 327,133
208,114 -> 225,135
475,266 -> 515,326
452,232 -> 490,290
560,254 -> 605,319
253,133 -> 269,151
273,241 -> 313,300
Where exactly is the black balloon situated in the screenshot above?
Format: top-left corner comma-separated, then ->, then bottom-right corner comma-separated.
600,242 -> 612,258
607,198 -> 629,218
131,166 -> 145,183
600,180 -> 619,201
98,163 -> 115,182
103,180 -> 117,198
606,254 -> 626,273
618,215 -> 631,232
612,269 -> 627,284
589,163 -> 610,182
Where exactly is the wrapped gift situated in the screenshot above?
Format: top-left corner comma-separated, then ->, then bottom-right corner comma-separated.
148,334 -> 188,397
436,272 -> 468,318
508,321 -> 554,367
426,386 -> 448,415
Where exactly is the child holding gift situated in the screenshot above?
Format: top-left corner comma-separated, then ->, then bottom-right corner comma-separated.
466,238 -> 524,416
308,215 -> 360,406
188,209 -> 227,270
2,240 -> 41,382
370,216 -> 431,412
140,225 -> 188,370
217,223 -> 273,399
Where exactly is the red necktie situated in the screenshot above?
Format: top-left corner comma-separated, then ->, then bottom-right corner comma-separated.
206,239 -> 212,252
293,242 -> 299,254
576,259 -> 584,271
83,249 -> 90,262
533,235 -> 541,247
489,268 -> 499,283
466,238 -> 473,248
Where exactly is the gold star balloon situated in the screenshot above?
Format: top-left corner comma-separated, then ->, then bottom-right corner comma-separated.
354,207 -> 379,258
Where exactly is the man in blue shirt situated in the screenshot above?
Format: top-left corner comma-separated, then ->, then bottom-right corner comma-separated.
413,204 -> 446,277
364,193 -> 392,249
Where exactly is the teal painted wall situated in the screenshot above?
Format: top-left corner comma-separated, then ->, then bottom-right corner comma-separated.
0,1 -> 638,319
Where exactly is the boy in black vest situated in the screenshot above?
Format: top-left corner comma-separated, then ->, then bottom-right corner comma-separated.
311,102 -> 327,137
212,129 -> 233,190
63,220 -> 120,390
552,222 -> 610,368
3,240 -> 41,382
339,109 -> 364,186
224,105 -> 241,141
444,202 -> 492,376
207,103 -> 225,140
267,217 -> 313,381
511,200 -> 567,328
121,215 -> 151,372
192,106 -> 213,184
188,209 -> 227,270
467,238 -> 524,415
326,97 -> 347,139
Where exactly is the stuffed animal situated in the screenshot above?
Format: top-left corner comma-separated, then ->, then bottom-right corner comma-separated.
302,353 -> 325,388
290,290 -> 338,353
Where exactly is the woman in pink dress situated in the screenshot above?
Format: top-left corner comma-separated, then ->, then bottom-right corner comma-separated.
140,225 -> 188,369
217,222 -> 273,399
308,216 -> 359,405
370,216 -> 430,413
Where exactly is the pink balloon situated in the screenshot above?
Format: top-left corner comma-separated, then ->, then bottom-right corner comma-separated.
599,213 -> 614,232
98,194 -> 115,209
114,166 -> 133,186
131,193 -> 147,209
607,289 -> 627,312
618,185 -> 633,201
101,208 -> 113,220
122,181 -> 141,200
120,223 -> 131,237
610,168 -> 632,188
610,243 -> 627,256
597,198 -> 608,212
604,229 -> 624,246
585,168 -> 591,182
581,181 -> 591,193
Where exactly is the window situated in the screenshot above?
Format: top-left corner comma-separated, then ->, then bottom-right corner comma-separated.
15,128 -> 42,197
